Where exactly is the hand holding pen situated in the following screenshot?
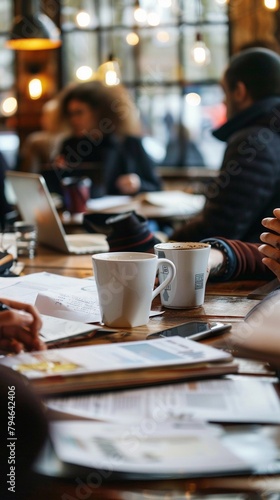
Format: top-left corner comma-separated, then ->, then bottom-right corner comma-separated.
0,299 -> 46,354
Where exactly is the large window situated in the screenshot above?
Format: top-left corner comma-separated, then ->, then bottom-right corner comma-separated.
0,0 -> 229,169
0,1 -> 15,101
60,0 -> 230,168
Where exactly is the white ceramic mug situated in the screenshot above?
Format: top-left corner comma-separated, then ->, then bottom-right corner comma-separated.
154,242 -> 211,309
92,252 -> 176,328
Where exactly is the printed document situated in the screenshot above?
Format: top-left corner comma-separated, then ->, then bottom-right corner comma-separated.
50,419 -> 249,475
47,377 -> 280,424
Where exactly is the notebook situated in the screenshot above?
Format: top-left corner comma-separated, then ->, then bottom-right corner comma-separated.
6,171 -> 109,254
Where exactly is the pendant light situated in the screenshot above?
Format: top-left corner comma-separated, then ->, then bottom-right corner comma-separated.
6,0 -> 61,50
191,0 -> 211,67
97,1 -> 121,86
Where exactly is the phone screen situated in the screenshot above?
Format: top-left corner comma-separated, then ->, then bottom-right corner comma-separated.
158,322 -> 212,338
147,321 -> 231,341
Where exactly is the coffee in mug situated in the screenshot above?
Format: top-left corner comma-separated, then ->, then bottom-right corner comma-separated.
154,242 -> 210,309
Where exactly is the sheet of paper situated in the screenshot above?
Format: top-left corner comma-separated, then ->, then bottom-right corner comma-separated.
36,289 -> 101,322
141,191 -> 205,213
40,314 -> 97,344
36,288 -> 163,323
0,272 -> 92,305
87,195 -> 132,211
47,377 -> 280,424
50,419 -> 249,475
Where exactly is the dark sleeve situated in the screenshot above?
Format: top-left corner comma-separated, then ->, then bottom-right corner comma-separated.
0,366 -> 48,493
203,237 -> 274,281
105,137 -> 162,194
171,130 -> 280,241
0,152 -> 9,230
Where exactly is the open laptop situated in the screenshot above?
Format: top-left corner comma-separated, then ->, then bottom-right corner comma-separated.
6,171 -> 109,254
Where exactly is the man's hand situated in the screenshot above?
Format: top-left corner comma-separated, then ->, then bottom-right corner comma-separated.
0,300 -> 45,354
259,208 -> 280,280
115,174 -> 141,195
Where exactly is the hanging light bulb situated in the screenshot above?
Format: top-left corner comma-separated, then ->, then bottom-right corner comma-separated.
126,32 -> 140,46
264,0 -> 279,10
76,65 -> 93,81
1,97 -> 18,116
76,10 -> 91,27
147,12 -> 160,26
28,78 -> 43,99
191,33 -> 211,66
134,0 -> 147,23
96,0 -> 121,86
97,54 -> 121,86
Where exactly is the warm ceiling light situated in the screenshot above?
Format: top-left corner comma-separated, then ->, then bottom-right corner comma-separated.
185,92 -> 201,106
76,65 -> 93,81
76,11 -> 91,27
28,78 -> 43,99
134,1 -> 147,23
264,0 -> 279,9
215,0 -> 228,4
105,68 -> 120,86
126,32 -> 140,45
191,33 -> 211,66
147,12 -> 160,26
97,56 -> 121,87
6,0 -> 61,50
156,31 -> 170,43
1,97 -> 18,116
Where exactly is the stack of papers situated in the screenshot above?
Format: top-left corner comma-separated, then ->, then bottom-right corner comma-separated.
0,336 -> 237,395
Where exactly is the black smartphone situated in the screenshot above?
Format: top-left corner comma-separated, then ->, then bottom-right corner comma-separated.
147,321 -> 231,341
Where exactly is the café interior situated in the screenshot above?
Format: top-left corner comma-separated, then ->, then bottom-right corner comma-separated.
1,1 -> 280,499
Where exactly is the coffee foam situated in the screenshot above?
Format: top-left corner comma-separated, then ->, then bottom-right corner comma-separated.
155,242 -> 210,250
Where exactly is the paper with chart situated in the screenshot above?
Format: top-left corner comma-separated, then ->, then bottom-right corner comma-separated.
50,419 -> 250,475
0,336 -> 232,380
47,377 -> 280,424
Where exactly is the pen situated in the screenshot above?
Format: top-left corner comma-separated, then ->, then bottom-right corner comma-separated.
0,302 -> 11,312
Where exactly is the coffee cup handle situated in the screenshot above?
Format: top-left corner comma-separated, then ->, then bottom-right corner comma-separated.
152,258 -> 176,301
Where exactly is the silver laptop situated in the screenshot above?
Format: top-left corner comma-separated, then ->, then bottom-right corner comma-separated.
6,171 -> 109,255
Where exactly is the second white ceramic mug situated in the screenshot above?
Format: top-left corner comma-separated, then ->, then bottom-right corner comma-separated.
92,252 -> 176,328
154,242 -> 210,309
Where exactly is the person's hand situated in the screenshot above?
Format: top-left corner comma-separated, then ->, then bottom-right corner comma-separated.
53,154 -> 68,170
259,208 -> 280,280
115,174 -> 141,195
0,299 -> 45,354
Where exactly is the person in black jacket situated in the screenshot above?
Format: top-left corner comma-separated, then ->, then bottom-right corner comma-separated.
172,48 -> 280,243
0,151 -> 10,231
54,81 -> 161,198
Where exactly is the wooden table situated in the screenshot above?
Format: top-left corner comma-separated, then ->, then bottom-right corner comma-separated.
19,248 -> 280,499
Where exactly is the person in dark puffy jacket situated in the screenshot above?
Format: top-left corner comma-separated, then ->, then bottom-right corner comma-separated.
172,48 -> 280,243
